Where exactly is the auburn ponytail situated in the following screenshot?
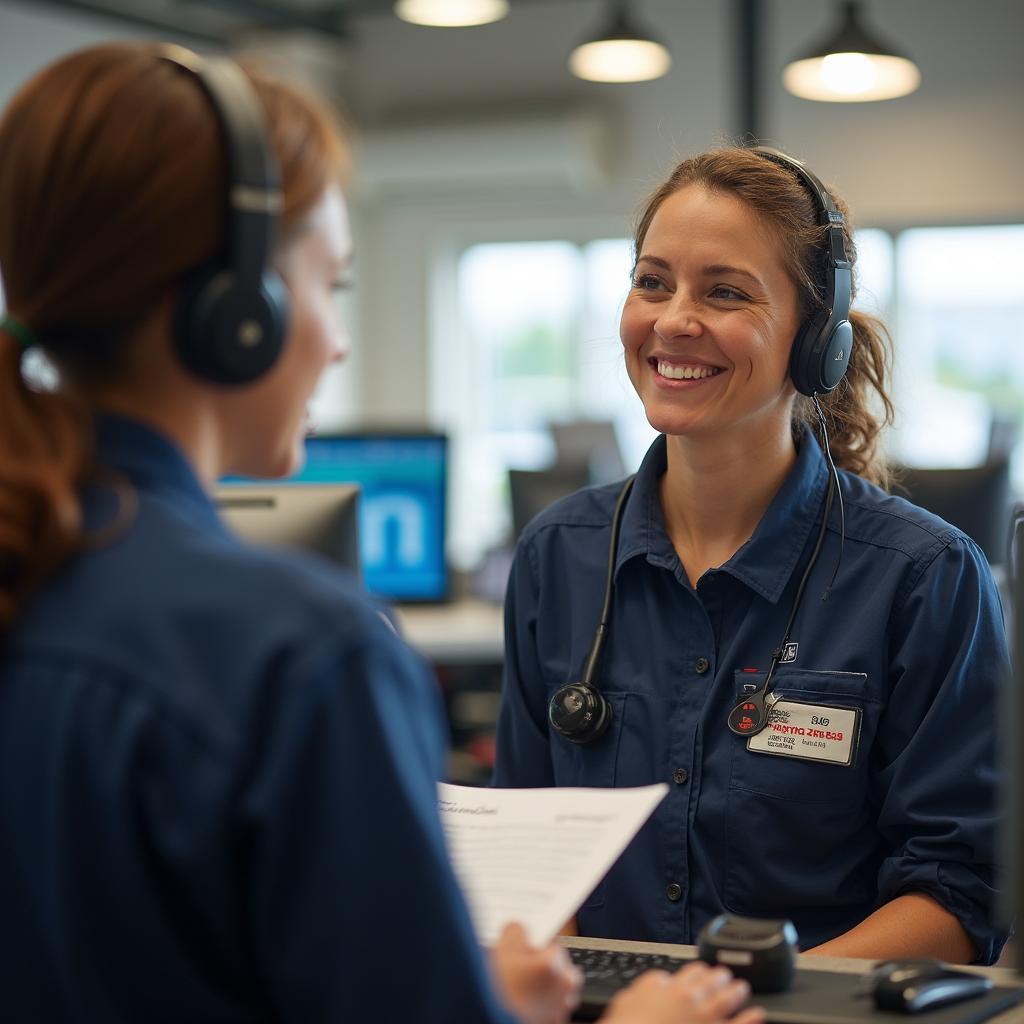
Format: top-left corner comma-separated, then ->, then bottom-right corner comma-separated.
0,328 -> 90,633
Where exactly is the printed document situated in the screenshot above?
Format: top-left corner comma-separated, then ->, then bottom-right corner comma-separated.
438,782 -> 668,946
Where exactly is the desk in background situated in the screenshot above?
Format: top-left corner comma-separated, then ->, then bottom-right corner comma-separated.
395,599 -> 505,784
394,598 -> 504,664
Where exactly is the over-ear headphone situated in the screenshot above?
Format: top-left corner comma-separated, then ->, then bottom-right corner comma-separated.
752,147 -> 853,397
160,46 -> 289,385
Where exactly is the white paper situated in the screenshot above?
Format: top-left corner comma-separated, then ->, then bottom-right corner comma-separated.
438,782 -> 668,947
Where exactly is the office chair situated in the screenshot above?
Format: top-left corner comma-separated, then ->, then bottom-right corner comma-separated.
892,458 -> 1012,565
508,465 -> 591,541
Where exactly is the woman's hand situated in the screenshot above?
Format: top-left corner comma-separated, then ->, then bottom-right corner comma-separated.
489,922 -> 583,1024
603,961 -> 766,1024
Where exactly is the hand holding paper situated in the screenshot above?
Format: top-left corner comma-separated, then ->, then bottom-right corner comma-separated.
438,782 -> 668,947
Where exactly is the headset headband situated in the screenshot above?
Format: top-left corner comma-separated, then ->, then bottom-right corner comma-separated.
159,45 -> 290,385
752,146 -> 852,308
752,146 -> 853,396
159,45 -> 283,286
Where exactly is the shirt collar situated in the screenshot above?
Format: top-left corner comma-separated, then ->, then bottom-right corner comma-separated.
614,424 -> 831,604
92,415 -> 225,534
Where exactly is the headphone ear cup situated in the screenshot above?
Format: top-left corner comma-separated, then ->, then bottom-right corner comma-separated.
174,266 -> 289,385
790,313 -> 853,396
819,318 -> 853,391
789,313 -> 828,397
548,682 -> 613,746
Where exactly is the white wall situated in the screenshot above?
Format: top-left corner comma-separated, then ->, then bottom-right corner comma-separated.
341,0 -> 1024,422
0,1 -> 150,105
1,0 -> 1022,427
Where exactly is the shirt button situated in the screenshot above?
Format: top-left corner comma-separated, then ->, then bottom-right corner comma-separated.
673,768 -> 689,785
666,883 -> 683,902
695,657 -> 710,674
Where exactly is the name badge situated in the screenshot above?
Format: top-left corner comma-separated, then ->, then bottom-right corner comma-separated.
746,699 -> 861,766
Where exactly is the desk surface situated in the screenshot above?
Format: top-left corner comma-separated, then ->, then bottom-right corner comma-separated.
394,598 -> 504,663
561,936 -> 1024,1023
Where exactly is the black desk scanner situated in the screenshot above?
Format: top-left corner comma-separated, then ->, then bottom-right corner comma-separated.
696,913 -> 798,994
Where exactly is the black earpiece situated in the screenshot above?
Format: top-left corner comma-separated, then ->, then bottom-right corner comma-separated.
548,682 -> 614,746
161,46 -> 290,385
753,147 -> 853,397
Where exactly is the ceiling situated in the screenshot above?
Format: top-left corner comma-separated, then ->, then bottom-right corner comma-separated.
24,0 -> 554,44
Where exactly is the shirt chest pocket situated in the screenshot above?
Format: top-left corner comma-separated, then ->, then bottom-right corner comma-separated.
728,669 -> 882,807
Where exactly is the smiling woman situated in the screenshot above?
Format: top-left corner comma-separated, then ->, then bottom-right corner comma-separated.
627,148 -> 894,487
621,185 -> 802,450
494,144 -> 1010,970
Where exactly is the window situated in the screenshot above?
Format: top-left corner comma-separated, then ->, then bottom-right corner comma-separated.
438,225 -> 1024,572
890,226 -> 1024,471
445,238 -> 655,569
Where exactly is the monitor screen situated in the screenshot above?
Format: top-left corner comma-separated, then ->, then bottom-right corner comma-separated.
215,483 -> 361,576
291,432 -> 448,603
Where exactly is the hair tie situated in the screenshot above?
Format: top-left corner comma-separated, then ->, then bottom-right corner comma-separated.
0,314 -> 38,352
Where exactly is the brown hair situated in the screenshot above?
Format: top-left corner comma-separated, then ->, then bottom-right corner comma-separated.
632,146 -> 894,486
0,42 -> 347,634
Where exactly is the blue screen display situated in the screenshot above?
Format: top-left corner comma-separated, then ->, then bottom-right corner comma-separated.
290,434 -> 448,602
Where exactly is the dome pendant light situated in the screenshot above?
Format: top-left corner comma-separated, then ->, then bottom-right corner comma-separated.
783,0 -> 921,102
395,0 -> 509,28
569,0 -> 672,84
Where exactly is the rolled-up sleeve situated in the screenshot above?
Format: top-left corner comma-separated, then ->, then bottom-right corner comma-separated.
873,534 -> 1010,964
493,538 -> 555,789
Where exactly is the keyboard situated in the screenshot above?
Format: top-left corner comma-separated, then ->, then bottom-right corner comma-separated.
568,946 -> 693,1021
566,945 -> 1024,1024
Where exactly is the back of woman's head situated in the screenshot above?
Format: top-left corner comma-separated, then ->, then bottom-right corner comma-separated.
633,146 -> 893,485
0,42 -> 347,633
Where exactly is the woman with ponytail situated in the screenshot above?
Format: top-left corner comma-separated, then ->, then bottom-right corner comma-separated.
0,44 -> 767,1024
495,146 -> 1009,965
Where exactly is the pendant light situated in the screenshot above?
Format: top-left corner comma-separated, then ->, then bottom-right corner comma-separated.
394,0 -> 509,28
569,0 -> 671,83
783,1 -> 920,102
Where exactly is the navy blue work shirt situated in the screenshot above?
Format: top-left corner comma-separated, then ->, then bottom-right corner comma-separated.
0,417 -> 513,1024
494,426 -> 1008,964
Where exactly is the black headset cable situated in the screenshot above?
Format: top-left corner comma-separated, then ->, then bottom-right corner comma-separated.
813,392 -> 846,600
580,475 -> 636,687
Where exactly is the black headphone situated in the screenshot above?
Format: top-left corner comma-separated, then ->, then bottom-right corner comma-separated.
548,147 -> 850,746
752,146 -> 853,397
161,46 -> 290,385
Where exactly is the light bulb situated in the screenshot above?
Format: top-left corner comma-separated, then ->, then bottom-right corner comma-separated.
394,0 -> 509,28
569,39 -> 671,83
784,52 -> 920,102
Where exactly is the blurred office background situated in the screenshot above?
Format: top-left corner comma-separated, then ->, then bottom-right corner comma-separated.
3,0 -> 1024,775
1,0 -> 1022,577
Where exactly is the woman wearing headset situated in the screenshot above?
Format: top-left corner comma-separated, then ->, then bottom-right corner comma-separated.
0,45 -> 764,1024
494,147 -> 1008,965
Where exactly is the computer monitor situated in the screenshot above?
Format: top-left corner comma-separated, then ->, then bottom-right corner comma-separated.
550,419 -> 627,485
508,465 -> 591,541
215,483 -> 361,575
292,432 -> 449,603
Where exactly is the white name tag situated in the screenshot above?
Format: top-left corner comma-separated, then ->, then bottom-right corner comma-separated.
746,699 -> 861,766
